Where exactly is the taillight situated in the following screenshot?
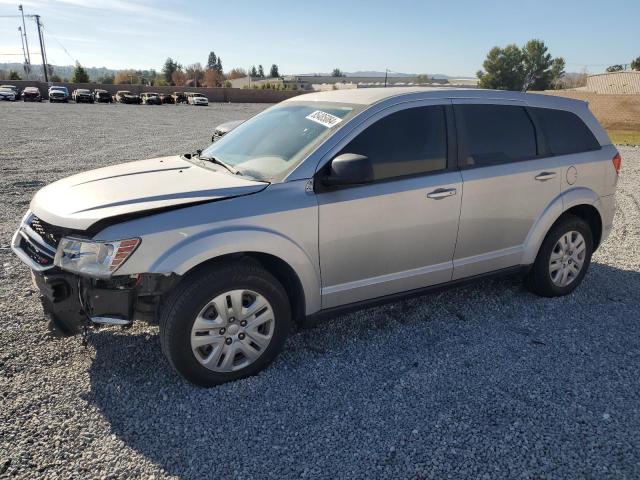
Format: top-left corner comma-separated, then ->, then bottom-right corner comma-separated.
612,152 -> 622,175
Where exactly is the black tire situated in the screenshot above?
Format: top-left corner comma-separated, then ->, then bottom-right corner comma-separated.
525,214 -> 593,297
159,259 -> 291,387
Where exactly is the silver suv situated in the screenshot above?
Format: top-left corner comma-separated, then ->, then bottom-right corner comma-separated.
12,88 -> 620,386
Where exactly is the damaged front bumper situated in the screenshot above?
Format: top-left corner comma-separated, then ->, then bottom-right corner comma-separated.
31,270 -> 177,335
12,213 -> 178,334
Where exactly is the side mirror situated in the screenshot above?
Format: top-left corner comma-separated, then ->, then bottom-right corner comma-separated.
322,153 -> 374,187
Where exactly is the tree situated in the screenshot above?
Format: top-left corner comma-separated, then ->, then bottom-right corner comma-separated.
114,69 -> 140,84
631,57 -> 640,71
477,39 -> 564,91
270,64 -> 280,78
162,57 -> 180,84
71,62 -> 90,83
415,74 -> 430,84
50,74 -> 62,82
477,44 -> 524,91
227,67 -> 247,80
185,63 -> 204,86
250,65 -> 258,77
258,65 -> 265,78
153,77 -> 168,86
9,70 -> 21,80
521,40 -> 564,90
216,57 -> 223,74
171,69 -> 187,86
207,51 -> 217,70
98,74 -> 114,84
203,69 -> 223,87
606,64 -> 624,72
331,68 -> 345,78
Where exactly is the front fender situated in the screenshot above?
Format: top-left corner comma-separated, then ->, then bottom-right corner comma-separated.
148,227 -> 321,314
522,187 -> 602,265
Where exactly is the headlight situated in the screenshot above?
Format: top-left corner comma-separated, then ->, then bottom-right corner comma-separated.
55,237 -> 140,277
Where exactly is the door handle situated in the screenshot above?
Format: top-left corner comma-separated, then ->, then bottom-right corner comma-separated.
427,188 -> 457,199
535,171 -> 557,181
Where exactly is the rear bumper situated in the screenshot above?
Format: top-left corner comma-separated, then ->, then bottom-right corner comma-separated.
599,194 -> 616,246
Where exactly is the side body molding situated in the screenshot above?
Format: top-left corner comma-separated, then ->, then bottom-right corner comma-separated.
148,227 -> 322,314
521,187 -> 602,265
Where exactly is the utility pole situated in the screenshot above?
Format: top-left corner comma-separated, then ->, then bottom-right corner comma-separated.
34,15 -> 48,82
384,68 -> 388,87
18,27 -> 29,77
18,5 -> 31,69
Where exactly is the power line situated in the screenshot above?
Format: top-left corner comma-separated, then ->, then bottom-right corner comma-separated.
0,9 -> 48,81
40,24 -> 76,64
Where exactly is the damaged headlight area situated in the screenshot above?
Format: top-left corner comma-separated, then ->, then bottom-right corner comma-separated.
55,237 -> 140,277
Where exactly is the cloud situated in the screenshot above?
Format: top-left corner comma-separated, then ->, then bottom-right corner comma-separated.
50,0 -> 193,23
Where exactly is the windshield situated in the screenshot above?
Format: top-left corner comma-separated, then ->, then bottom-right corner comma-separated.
197,101 -> 358,181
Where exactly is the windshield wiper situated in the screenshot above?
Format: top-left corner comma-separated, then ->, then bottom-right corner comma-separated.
197,153 -> 240,175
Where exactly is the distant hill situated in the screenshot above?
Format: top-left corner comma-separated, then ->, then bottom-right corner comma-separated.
0,63 -> 118,81
297,70 -> 475,80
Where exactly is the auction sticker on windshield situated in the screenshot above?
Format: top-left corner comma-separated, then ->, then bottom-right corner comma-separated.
305,110 -> 343,128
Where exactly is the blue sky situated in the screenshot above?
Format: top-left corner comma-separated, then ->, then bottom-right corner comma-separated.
0,0 -> 638,76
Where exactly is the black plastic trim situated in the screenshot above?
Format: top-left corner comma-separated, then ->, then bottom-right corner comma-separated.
303,265 -> 530,328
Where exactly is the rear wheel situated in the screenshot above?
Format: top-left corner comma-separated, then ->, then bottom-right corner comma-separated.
159,260 -> 291,387
526,215 -> 593,297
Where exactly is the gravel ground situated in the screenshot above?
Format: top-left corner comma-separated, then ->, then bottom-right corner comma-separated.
1,102 -> 639,480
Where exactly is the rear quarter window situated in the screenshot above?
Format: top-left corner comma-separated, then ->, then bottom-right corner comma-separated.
454,104 -> 538,167
529,107 -> 600,155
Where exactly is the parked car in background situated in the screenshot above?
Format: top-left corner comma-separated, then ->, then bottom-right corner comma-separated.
159,93 -> 174,104
48,86 -> 69,103
0,86 -> 16,101
172,92 -> 187,104
9,88 -> 619,386
187,92 -> 209,106
141,92 -> 162,105
115,90 -> 141,104
0,85 -> 20,101
92,89 -> 112,103
21,87 -> 42,102
211,120 -> 244,142
72,89 -> 93,103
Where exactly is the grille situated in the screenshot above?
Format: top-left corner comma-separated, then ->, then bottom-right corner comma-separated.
29,215 -> 63,248
20,237 -> 54,266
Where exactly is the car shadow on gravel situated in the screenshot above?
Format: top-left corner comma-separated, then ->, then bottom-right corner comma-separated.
84,262 -> 640,479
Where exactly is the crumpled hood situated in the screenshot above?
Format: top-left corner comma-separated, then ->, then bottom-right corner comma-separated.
31,155 -> 268,231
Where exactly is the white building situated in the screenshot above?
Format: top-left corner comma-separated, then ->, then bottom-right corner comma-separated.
586,71 -> 640,94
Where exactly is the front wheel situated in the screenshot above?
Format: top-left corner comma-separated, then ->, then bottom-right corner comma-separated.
526,214 -> 593,297
159,260 -> 291,386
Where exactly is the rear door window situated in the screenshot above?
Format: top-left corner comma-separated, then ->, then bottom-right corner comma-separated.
455,104 -> 538,167
529,107 -> 600,155
339,105 -> 448,180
